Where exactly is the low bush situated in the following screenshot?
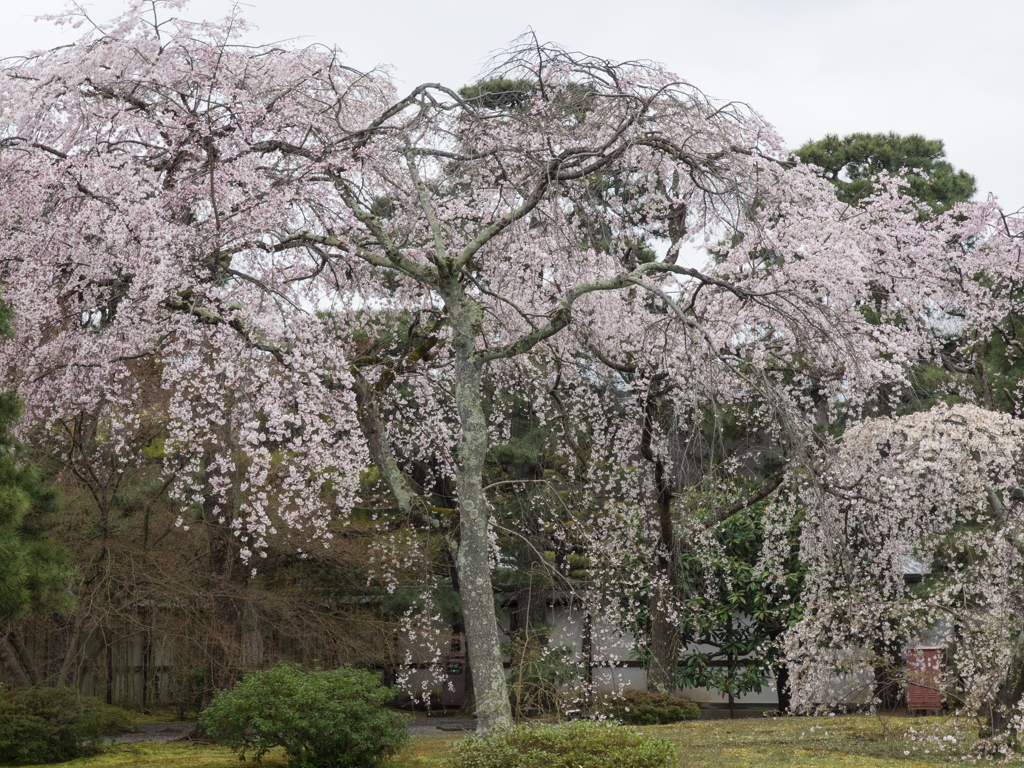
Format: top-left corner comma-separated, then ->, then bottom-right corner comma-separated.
0,686 -> 137,765
445,721 -> 676,768
602,689 -> 700,725
198,663 -> 408,768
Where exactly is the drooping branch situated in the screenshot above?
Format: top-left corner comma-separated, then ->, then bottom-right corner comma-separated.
451,115 -> 642,273
162,295 -> 289,368
723,469 -> 787,518
475,273 -> 633,363
349,369 -> 448,538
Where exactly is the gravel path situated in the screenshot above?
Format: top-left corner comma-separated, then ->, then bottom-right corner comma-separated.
110,723 -> 196,744
408,718 -> 477,734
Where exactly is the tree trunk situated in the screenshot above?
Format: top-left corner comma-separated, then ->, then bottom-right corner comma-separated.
350,286 -> 510,732
642,385 -> 680,695
582,611 -> 593,711
774,661 -> 791,713
645,465 -> 679,694
199,454 -> 248,713
47,612 -> 74,686
449,291 -> 513,734
106,636 -> 114,704
0,631 -> 32,687
458,641 -> 477,717
989,624 -> 1024,738
872,635 -> 904,711
727,615 -> 736,718
449,562 -> 476,717
11,626 -> 39,685
648,585 -> 679,694
54,615 -> 83,688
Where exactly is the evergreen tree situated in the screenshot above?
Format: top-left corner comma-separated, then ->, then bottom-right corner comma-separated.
0,296 -> 71,626
795,132 -> 976,212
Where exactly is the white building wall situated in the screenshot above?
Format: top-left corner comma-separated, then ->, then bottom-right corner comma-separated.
394,603 -> 783,706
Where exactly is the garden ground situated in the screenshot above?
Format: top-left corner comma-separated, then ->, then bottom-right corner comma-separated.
27,714 -> 1024,768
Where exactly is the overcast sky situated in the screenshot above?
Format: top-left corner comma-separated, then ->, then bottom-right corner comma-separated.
3,0 -> 1022,212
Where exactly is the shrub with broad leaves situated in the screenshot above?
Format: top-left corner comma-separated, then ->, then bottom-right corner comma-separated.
0,687 -> 136,765
199,663 -> 408,768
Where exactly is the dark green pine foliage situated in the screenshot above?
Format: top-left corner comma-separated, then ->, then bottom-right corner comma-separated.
795,132 -> 976,213
0,296 -> 72,623
458,78 -> 535,110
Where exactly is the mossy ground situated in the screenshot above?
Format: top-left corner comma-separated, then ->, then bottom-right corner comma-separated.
128,706 -> 194,725
31,741 -> 286,768
642,714 -> 1004,767
20,714 -> 1024,768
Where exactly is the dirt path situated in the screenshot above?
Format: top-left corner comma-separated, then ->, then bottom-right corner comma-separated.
110,718 -> 475,744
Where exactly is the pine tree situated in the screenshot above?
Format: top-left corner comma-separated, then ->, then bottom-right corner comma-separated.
795,132 -> 976,212
0,296 -> 71,626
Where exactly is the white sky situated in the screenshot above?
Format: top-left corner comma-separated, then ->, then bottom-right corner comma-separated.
2,0 -> 1022,212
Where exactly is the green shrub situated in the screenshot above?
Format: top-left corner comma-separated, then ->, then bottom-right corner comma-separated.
198,663 -> 408,768
602,690 -> 700,725
0,686 -> 137,765
445,721 -> 675,768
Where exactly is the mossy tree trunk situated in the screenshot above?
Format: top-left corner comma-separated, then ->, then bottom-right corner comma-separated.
446,286 -> 513,733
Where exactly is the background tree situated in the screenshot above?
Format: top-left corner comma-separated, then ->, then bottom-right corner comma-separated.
0,296 -> 72,686
678,498 -> 803,715
784,404 -> 1024,740
793,133 -> 993,708
795,132 -> 976,212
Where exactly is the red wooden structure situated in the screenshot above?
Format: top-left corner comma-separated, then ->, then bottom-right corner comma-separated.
906,646 -> 945,715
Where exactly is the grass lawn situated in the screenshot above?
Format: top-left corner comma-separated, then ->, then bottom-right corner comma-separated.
25,714 -> 1024,768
